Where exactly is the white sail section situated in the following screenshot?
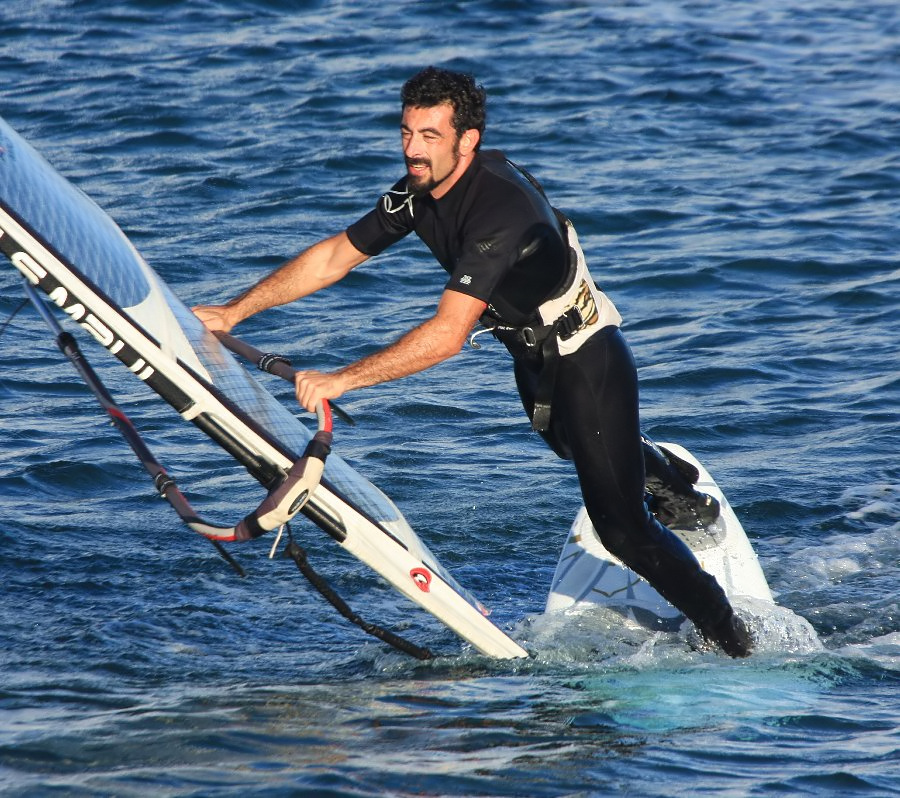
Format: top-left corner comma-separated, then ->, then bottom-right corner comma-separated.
0,116 -> 527,659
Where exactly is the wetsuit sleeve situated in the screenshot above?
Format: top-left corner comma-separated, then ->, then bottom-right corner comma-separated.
444,222 -> 519,302
443,158 -> 569,323
345,177 -> 415,256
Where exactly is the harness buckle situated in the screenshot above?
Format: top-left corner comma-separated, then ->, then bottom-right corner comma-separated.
522,327 -> 537,347
558,306 -> 585,340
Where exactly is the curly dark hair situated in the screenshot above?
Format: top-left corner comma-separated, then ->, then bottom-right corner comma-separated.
401,66 -> 486,147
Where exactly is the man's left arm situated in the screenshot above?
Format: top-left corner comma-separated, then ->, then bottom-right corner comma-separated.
294,289 -> 487,411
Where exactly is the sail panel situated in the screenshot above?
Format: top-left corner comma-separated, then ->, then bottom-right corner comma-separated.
0,115 -> 470,597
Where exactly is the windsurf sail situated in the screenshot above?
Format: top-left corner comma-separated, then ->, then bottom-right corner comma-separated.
0,115 -> 528,660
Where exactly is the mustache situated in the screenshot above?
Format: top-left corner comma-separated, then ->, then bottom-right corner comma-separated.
405,157 -> 431,169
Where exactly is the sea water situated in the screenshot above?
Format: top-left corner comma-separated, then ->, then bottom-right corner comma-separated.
0,1 -> 898,796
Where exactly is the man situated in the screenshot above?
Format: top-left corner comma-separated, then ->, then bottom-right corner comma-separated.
194,67 -> 752,657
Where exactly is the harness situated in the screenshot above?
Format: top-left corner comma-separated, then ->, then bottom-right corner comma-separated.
473,303 -> 589,433
469,159 -> 620,433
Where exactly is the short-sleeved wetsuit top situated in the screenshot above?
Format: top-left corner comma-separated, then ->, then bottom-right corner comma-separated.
346,149 -> 570,327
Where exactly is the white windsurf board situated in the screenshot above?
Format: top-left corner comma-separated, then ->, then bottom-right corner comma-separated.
546,442 -> 773,630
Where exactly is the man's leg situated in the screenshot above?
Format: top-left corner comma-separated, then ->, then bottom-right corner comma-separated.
551,330 -> 752,656
516,352 -> 720,529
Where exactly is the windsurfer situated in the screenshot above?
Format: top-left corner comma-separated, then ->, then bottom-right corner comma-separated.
194,67 -> 752,657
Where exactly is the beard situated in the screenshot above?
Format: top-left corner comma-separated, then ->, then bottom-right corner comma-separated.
405,146 -> 460,196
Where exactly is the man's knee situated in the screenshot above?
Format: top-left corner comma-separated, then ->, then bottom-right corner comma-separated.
590,514 -> 645,567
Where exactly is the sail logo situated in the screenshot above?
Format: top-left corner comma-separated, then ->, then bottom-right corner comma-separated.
0,228 -> 155,381
5,242 -> 46,285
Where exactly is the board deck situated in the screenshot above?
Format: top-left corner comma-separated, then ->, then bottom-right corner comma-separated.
546,443 -> 773,630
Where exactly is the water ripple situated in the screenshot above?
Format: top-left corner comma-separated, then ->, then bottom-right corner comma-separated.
1,0 -> 899,795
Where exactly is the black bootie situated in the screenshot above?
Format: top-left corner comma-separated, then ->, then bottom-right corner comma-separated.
700,610 -> 754,658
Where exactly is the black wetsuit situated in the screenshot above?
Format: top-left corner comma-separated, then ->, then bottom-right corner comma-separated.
347,150 -> 739,641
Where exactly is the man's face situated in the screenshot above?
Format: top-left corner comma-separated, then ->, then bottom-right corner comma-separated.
401,103 -> 461,196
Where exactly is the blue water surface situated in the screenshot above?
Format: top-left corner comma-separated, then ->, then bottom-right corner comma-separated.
1,1 -> 898,796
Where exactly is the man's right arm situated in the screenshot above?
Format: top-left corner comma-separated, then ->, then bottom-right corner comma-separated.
193,231 -> 369,332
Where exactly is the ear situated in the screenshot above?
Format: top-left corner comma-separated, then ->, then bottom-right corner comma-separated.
460,128 -> 480,154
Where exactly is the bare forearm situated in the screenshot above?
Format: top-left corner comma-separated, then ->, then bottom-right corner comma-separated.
228,241 -> 335,318
338,317 -> 463,392
293,289 -> 487,412
195,232 -> 367,331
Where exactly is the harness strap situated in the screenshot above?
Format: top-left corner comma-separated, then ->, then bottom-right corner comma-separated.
483,304 -> 586,432
531,318 -> 563,432
485,304 -> 584,350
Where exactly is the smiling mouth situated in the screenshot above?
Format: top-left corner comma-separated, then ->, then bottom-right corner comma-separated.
405,158 -> 441,196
